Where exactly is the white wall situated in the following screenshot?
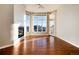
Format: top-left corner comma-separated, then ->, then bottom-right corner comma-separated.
14,4 -> 26,42
0,5 -> 13,47
56,5 -> 79,47
14,4 -> 25,26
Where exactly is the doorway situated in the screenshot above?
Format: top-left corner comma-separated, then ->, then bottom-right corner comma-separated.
49,11 -> 56,36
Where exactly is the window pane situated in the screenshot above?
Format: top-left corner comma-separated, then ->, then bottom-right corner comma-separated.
34,16 -> 38,32
42,16 -> 47,32
33,16 -> 47,32
37,16 -> 42,32
26,15 -> 30,32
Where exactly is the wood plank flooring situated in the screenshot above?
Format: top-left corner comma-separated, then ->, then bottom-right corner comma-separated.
0,35 -> 79,55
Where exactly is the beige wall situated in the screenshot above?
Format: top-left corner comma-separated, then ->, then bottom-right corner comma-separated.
56,5 -> 79,47
0,4 -> 26,47
0,5 -> 13,47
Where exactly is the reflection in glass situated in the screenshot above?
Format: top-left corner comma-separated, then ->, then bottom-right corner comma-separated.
33,16 -> 47,32
34,16 -> 38,32
26,15 -> 30,32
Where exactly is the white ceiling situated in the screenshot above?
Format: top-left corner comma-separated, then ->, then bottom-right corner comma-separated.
25,4 -> 61,12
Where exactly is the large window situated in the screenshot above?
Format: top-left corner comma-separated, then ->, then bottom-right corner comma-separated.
33,16 -> 47,32
26,15 -> 30,32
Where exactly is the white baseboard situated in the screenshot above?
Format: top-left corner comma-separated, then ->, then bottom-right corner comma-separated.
0,36 -> 24,49
63,39 -> 79,48
57,36 -> 79,48
26,34 -> 49,36
0,44 -> 13,49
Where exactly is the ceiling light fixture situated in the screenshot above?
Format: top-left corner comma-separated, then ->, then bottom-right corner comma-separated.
37,4 -> 44,8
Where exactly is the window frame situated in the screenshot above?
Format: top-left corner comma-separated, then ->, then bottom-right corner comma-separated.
33,15 -> 47,33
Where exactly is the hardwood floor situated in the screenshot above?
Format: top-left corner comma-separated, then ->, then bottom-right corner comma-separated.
0,35 -> 79,55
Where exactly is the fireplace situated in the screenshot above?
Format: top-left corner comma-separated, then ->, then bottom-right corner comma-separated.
18,26 -> 24,38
